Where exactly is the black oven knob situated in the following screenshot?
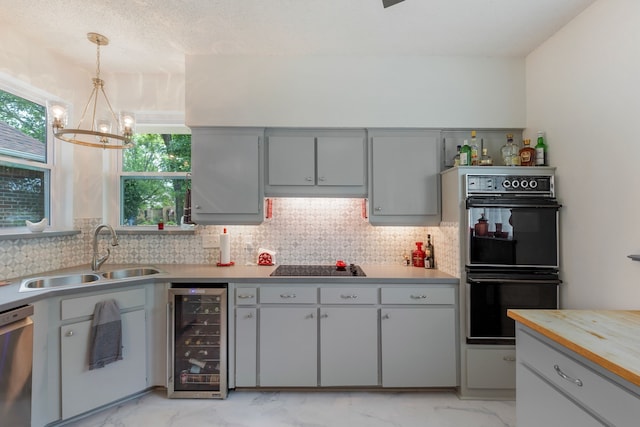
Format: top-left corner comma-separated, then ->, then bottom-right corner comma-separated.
529,180 -> 538,189
502,180 -> 511,188
520,180 -> 529,188
511,180 -> 520,188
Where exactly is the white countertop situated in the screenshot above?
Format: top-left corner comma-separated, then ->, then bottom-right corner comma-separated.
0,263 -> 458,312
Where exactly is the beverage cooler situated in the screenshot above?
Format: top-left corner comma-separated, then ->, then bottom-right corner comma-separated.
168,285 -> 227,398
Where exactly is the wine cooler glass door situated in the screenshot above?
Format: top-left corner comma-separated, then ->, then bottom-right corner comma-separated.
168,287 -> 227,398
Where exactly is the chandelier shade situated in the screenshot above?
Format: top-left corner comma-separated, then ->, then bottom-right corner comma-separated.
48,32 -> 135,149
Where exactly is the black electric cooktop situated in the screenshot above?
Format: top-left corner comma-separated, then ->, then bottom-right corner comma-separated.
270,264 -> 366,277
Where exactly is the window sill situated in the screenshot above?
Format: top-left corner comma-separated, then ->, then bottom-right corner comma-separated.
0,228 -> 81,241
114,226 -> 196,235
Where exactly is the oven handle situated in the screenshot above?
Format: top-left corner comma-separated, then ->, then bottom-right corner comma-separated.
466,197 -> 562,209
467,277 -> 562,285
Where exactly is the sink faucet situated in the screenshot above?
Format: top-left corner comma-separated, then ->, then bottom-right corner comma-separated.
91,224 -> 119,271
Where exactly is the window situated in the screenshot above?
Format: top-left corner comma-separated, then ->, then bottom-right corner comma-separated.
0,88 -> 50,227
120,133 -> 191,226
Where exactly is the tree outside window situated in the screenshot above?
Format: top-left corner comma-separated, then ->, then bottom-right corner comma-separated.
121,133 -> 191,226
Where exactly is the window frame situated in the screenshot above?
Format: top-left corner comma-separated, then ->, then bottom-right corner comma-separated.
112,118 -> 191,228
0,78 -> 55,230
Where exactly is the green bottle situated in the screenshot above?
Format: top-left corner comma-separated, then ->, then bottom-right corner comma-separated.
459,139 -> 472,166
535,131 -> 548,166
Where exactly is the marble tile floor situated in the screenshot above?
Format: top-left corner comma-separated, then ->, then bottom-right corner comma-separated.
64,389 -> 516,427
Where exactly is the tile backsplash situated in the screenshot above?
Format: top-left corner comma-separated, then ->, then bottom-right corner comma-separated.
0,199 -> 459,280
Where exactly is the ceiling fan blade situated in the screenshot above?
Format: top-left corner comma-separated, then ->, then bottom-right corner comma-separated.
382,0 -> 405,8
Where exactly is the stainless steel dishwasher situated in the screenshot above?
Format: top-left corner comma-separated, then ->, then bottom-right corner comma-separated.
0,304 -> 34,427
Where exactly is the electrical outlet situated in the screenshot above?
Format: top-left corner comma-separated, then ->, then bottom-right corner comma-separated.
202,235 -> 219,248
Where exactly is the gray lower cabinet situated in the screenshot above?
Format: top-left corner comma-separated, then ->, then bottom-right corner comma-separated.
515,324 -> 640,426
320,307 -> 378,386
234,307 -> 257,387
380,286 -> 457,387
232,283 -> 458,389
368,129 -> 442,226
259,306 -> 318,386
59,288 -> 148,420
191,127 -> 264,225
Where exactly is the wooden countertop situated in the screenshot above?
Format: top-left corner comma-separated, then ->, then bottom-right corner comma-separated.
508,309 -> 640,387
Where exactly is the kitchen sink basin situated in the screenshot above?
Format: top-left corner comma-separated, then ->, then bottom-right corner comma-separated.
20,273 -> 102,290
101,267 -> 161,280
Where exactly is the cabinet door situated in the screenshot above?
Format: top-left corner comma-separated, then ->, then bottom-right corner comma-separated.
517,364 -> 604,427
317,136 -> 365,186
259,307 -> 317,387
60,309 -> 147,419
370,131 -> 441,225
381,307 -> 456,387
320,307 -> 378,386
235,308 -> 257,387
267,136 -> 315,185
191,128 -> 263,225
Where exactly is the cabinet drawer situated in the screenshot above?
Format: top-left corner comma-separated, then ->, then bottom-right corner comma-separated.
61,288 -> 146,320
320,287 -> 378,304
466,348 -> 516,389
381,287 -> 454,305
260,287 -> 317,304
518,327 -> 640,426
235,288 -> 257,305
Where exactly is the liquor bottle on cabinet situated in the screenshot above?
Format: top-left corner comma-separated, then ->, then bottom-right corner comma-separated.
168,286 -> 227,399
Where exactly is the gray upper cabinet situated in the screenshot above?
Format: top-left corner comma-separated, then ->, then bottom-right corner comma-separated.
368,129 -> 442,226
265,129 -> 367,197
191,127 -> 264,225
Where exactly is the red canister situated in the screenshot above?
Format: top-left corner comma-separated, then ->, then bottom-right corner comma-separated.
412,242 -> 425,267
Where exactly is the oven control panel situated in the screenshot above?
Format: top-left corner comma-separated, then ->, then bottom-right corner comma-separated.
466,174 -> 554,196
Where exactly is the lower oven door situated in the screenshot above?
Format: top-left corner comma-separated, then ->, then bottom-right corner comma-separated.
466,273 -> 560,344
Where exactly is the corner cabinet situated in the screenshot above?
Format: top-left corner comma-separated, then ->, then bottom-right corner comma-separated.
191,127 -> 264,225
59,288 -> 147,420
368,129 -> 442,226
264,129 -> 367,197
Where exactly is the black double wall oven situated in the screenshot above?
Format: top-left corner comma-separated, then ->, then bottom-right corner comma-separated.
465,173 -> 561,344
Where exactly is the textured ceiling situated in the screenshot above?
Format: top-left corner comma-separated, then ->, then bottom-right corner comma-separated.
0,0 -> 596,74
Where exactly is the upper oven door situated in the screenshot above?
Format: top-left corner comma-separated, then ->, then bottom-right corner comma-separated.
466,197 -> 561,269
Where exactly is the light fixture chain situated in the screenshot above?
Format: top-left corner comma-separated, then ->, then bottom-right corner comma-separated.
96,40 -> 101,80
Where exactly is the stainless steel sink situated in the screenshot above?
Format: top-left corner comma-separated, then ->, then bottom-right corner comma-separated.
101,267 -> 160,280
20,273 -> 101,291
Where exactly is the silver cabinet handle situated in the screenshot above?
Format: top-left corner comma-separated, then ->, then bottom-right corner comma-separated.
237,294 -> 255,299
245,312 -> 254,319
554,365 -> 583,387
503,356 -> 516,362
280,293 -> 296,299
340,294 -> 358,299
195,205 -> 201,209
306,313 -> 314,319
66,330 -> 74,337
382,313 -> 390,319
320,313 -> 329,318
374,207 -> 382,211
410,294 -> 428,300
318,176 -> 326,182
305,177 -> 313,182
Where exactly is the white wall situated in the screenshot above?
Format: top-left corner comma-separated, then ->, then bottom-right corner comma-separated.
526,0 -> 640,309
186,55 -> 526,128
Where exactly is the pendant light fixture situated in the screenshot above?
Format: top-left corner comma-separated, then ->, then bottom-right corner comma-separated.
47,32 -> 135,149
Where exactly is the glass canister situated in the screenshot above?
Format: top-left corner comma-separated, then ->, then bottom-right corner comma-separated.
501,134 -> 520,166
